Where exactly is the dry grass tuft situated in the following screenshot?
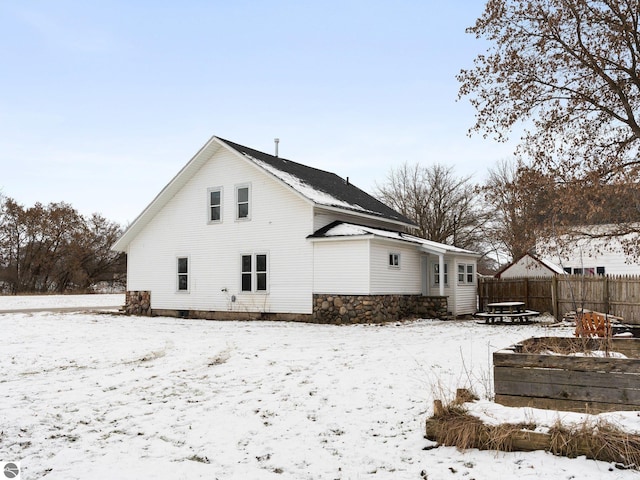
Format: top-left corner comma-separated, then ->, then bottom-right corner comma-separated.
426,400 -> 640,469
549,418 -> 640,467
428,402 -> 536,452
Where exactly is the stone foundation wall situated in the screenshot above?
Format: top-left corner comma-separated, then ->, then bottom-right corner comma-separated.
312,294 -> 448,324
150,309 -> 313,322
124,291 -> 151,316
124,291 -> 448,324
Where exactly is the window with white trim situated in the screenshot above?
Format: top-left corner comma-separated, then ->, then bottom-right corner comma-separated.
241,253 -> 268,292
236,184 -> 250,220
433,263 -> 448,286
458,263 -> 475,284
389,253 -> 400,268
177,257 -> 189,292
208,187 -> 222,223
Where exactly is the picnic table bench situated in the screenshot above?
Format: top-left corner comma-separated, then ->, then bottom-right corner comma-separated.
475,301 -> 540,324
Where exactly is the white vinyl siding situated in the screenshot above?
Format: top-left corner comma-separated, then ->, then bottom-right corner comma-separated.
312,239 -> 370,294
453,258 -> 478,316
541,231 -> 640,276
499,255 -> 558,278
126,148 -> 314,314
370,241 -> 421,294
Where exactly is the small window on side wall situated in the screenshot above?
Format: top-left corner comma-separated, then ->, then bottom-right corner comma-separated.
177,257 -> 189,292
389,253 -> 400,268
466,264 -> 474,283
457,263 -> 475,284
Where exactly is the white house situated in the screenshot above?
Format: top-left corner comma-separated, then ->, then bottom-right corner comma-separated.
112,136 -> 480,322
537,226 -> 640,276
496,252 -> 566,278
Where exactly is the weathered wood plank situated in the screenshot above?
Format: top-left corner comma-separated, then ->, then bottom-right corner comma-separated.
494,378 -> 640,404
493,351 -> 640,373
494,365 -> 640,389
495,394 -> 639,413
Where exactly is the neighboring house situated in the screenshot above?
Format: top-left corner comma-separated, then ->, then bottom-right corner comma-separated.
537,226 -> 640,276
495,253 -> 566,278
112,136 -> 480,322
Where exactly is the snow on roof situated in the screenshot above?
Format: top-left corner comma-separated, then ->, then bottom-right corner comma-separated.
538,256 -> 566,274
248,156 -> 368,213
218,137 -> 415,226
310,222 -> 479,256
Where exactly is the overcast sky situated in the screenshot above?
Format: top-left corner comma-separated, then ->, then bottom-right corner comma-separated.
0,1 -> 518,225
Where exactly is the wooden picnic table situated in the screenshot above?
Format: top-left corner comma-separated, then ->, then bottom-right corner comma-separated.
475,301 -> 540,324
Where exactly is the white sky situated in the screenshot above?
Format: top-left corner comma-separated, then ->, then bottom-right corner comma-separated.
0,1 -> 519,225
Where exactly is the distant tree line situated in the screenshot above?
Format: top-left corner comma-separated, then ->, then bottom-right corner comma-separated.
0,196 -> 125,294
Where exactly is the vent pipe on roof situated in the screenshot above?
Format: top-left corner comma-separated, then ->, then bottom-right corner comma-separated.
274,138 -> 279,157
346,176 -> 350,185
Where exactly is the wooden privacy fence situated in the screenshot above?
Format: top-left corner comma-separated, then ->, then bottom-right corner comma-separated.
478,275 -> 640,324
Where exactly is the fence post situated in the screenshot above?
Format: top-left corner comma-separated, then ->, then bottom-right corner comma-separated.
603,275 -> 609,314
552,276 -> 558,320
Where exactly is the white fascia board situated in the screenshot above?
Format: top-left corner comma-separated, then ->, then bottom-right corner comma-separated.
111,136 -> 224,252
307,234 -> 376,243
313,205 -> 417,232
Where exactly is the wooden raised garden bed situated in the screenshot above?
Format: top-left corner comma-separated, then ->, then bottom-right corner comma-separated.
494,337 -> 640,413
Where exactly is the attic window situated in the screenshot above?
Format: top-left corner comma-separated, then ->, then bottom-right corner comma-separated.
208,187 -> 222,223
236,184 -> 250,220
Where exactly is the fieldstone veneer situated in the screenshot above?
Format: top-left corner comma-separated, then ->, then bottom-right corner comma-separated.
312,294 -> 448,324
124,291 -> 448,323
124,290 -> 151,316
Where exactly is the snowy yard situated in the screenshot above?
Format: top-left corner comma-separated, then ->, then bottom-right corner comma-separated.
1,297 -> 639,479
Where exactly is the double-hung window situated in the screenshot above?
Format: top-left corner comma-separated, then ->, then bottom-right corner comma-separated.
177,257 -> 189,292
208,187 -> 222,223
241,253 -> 268,292
434,263 -> 448,286
457,263 -> 475,284
236,184 -> 250,220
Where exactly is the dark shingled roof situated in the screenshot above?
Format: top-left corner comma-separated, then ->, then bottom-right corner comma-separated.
218,137 -> 415,226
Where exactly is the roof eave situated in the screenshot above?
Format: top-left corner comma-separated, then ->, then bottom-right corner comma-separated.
111,136 -> 225,252
313,205 -> 417,231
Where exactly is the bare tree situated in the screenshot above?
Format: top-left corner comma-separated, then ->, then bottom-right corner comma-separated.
0,197 -> 125,293
459,0 -> 640,255
482,158 -> 542,262
375,162 -> 488,251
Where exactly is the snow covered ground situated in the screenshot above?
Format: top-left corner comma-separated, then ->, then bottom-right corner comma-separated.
1,296 -> 639,479
0,293 -> 124,311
